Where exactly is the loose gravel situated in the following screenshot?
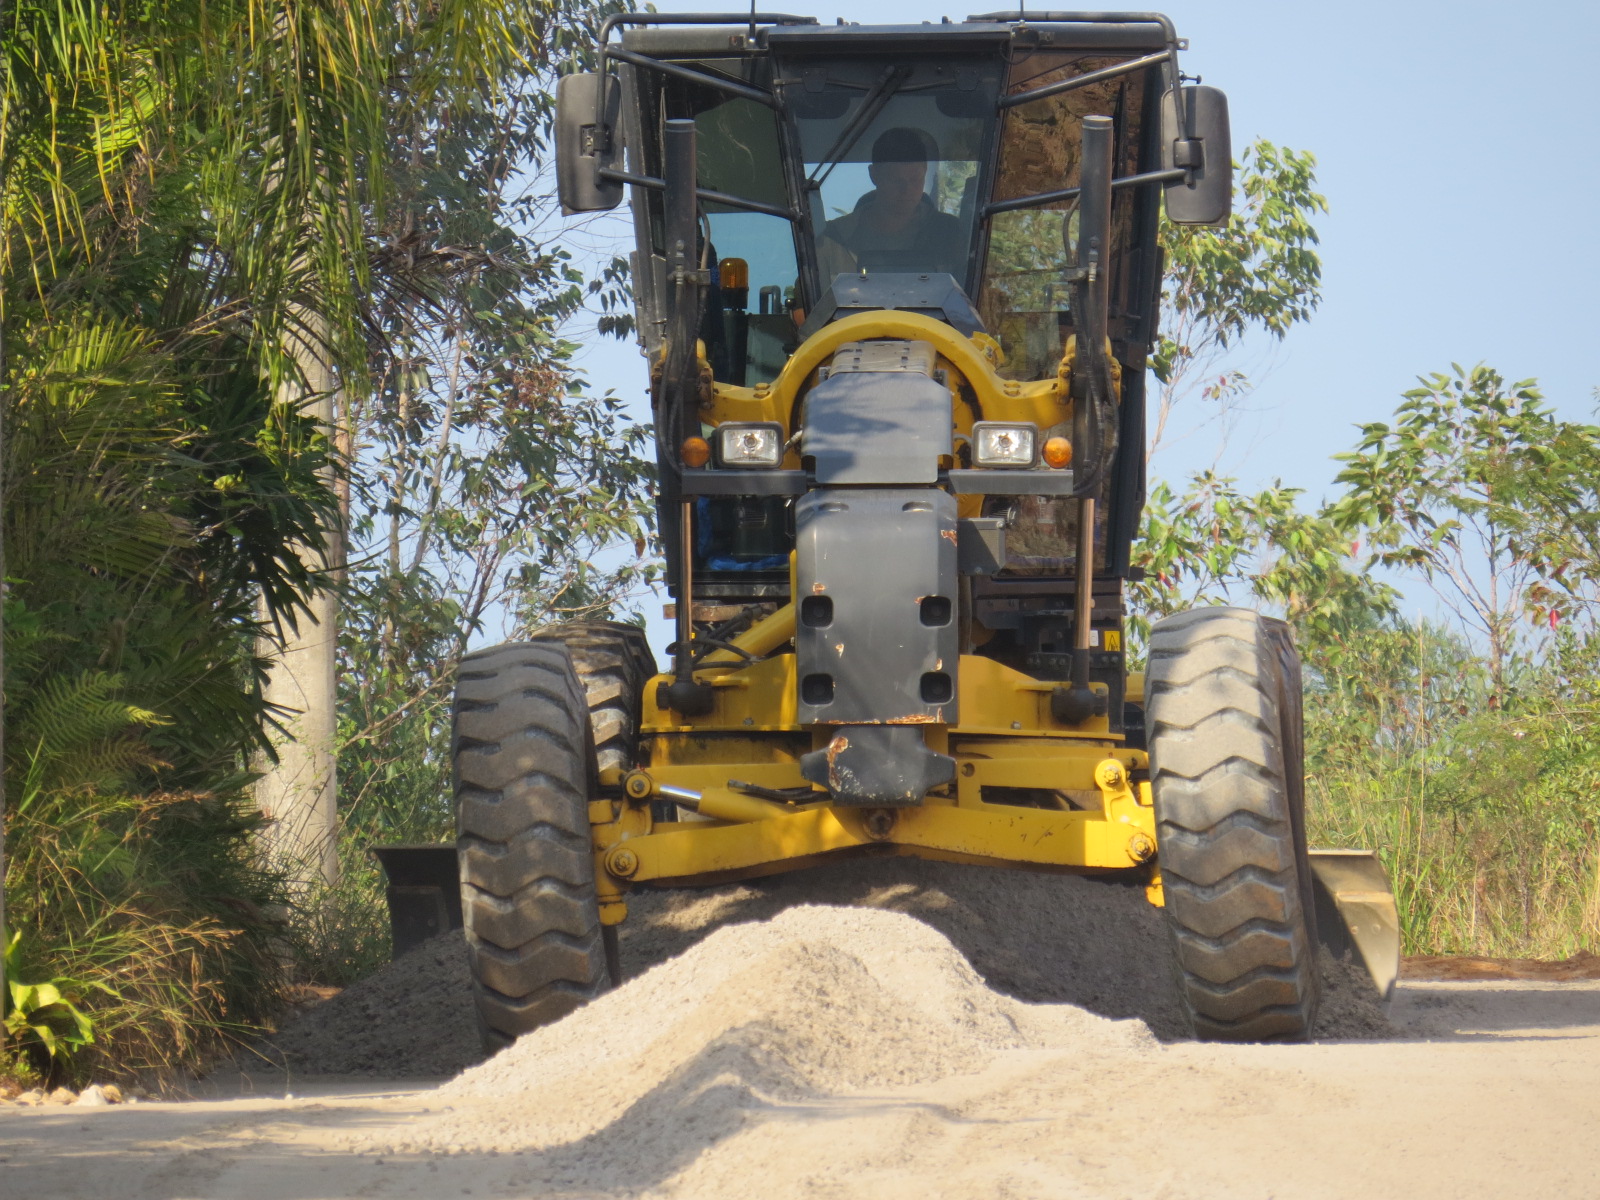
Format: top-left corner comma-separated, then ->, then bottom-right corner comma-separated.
265,856 -> 1391,1081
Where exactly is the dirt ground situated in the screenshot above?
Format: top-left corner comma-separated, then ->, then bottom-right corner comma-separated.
5,864 -> 1600,1199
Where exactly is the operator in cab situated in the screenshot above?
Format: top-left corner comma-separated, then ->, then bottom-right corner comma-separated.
817,127 -> 965,279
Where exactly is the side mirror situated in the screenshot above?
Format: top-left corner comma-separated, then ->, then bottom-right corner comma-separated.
1160,85 -> 1232,227
555,72 -> 623,214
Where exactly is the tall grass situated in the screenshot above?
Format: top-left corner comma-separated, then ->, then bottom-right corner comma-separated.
1308,757 -> 1600,959
1303,622 -> 1600,958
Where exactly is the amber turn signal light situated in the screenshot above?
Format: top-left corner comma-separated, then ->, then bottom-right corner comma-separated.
1042,436 -> 1073,469
681,436 -> 711,468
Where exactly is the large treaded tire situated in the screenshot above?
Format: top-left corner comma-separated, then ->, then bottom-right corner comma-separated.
453,640 -> 609,1052
531,621 -> 657,781
1146,606 -> 1322,1041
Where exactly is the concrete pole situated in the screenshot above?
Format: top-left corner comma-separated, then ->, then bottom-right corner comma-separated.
254,336 -> 341,889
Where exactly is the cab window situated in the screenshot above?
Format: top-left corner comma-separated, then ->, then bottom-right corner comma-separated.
784,57 -> 1002,296
979,52 -> 1149,382
642,72 -> 802,385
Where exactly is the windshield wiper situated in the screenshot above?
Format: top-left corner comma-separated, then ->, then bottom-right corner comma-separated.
805,64 -> 912,190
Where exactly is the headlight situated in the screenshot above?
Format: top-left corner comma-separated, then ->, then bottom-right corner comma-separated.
971,422 -> 1038,469
716,422 -> 785,468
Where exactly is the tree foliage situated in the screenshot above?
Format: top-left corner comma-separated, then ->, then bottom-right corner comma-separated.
1151,140 -> 1327,459
1329,364 -> 1600,698
1130,471 -> 1397,657
1131,368 -> 1600,957
325,3 -> 653,957
1,0 -> 651,1073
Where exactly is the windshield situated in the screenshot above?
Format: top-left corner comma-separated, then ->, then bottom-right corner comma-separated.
780,57 -> 1004,297
628,45 -> 1156,387
979,49 -> 1154,380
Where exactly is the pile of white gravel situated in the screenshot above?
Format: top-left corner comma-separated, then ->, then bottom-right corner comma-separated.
267,856 -> 1391,1081
366,904 -> 1155,1158
617,858 -> 1391,1042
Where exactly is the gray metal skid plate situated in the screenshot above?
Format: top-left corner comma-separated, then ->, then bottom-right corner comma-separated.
794,488 -> 959,725
800,723 -> 955,808
802,370 -> 953,485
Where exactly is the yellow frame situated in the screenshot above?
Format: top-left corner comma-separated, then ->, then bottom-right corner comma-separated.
590,635 -> 1158,922
590,311 -> 1148,923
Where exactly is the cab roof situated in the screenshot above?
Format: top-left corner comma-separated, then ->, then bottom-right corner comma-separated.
620,10 -> 1176,57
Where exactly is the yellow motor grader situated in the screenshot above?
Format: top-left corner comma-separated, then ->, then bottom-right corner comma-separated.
380,9 -> 1400,1049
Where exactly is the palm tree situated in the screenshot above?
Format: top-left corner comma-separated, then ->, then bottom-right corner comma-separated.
1,0 -> 609,1076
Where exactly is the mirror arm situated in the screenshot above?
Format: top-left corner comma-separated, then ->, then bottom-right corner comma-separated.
1000,49 -> 1170,109
598,168 -> 799,223
1175,85 -> 1198,185
981,167 -> 1184,219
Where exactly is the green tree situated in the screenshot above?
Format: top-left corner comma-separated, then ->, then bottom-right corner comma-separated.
1151,140 -> 1327,461
1,0 -> 644,1071
1118,133 -> 1338,650
1129,470 -> 1396,658
1328,364 -> 1600,701
1129,140 -> 1340,652
298,5 -> 659,977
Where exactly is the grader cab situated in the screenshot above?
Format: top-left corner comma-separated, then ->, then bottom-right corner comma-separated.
410,10 -> 1400,1050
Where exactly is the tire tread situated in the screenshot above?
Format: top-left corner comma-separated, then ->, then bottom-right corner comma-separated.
453,639 -> 609,1049
532,621 -> 657,779
1147,606 -> 1321,1041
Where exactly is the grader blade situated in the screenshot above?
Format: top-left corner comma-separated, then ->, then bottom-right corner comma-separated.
1308,849 -> 1401,1001
372,843 -> 461,959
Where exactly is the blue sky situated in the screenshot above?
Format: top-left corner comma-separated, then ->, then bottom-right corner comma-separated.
562,1 -> 1599,652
